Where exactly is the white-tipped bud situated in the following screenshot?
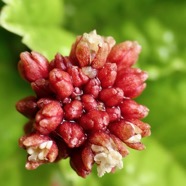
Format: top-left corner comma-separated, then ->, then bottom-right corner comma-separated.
125,122 -> 142,143
91,144 -> 123,177
26,141 -> 53,162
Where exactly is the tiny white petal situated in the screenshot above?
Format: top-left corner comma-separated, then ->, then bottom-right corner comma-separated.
26,140 -> 52,163
39,119 -> 49,127
38,151 -> 45,160
94,152 -> 107,162
28,154 -> 37,161
91,143 -> 123,177
91,144 -> 105,153
83,30 -> 103,49
127,122 -> 142,134
46,141 -> 53,149
39,142 -> 47,149
82,66 -> 97,78
125,134 -> 142,143
27,147 -> 34,155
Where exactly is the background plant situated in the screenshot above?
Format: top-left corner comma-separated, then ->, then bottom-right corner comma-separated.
0,0 -> 186,186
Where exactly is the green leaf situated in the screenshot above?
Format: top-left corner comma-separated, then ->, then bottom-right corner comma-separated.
0,27 -> 69,186
1,0 -> 186,186
139,72 -> 186,169
0,0 -> 75,59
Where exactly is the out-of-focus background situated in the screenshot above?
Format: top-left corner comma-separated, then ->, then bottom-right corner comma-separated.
0,0 -> 186,185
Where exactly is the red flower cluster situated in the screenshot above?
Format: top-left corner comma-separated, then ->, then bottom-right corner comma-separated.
16,30 -> 151,177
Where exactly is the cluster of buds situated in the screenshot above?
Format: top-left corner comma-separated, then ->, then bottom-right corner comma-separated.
16,30 -> 151,177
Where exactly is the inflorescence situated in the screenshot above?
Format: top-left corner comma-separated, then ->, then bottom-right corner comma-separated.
16,30 -> 151,177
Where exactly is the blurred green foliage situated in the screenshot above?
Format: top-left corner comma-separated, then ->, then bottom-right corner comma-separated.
0,0 -> 186,185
